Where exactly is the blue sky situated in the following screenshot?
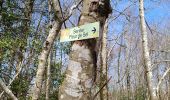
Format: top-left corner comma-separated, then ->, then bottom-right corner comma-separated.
108,0 -> 170,36
145,1 -> 170,22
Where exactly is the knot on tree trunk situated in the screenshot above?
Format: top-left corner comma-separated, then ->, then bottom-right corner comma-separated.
89,0 -> 112,18
44,41 -> 50,50
98,0 -> 112,18
89,0 -> 99,12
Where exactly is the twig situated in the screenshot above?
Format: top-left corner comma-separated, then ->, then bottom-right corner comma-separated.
145,18 -> 153,35
109,1 -> 137,23
92,76 -> 112,100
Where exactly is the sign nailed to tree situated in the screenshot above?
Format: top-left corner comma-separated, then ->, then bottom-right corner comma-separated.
60,22 -> 99,42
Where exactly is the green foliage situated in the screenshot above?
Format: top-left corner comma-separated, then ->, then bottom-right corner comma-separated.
55,38 -> 71,55
0,0 -> 30,60
51,62 -> 65,88
134,86 -> 147,100
11,77 -> 30,99
60,42 -> 72,54
49,90 -> 59,100
32,39 -> 43,53
0,1 -> 34,98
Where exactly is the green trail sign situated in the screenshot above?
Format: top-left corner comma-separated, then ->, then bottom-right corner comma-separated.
60,22 -> 99,42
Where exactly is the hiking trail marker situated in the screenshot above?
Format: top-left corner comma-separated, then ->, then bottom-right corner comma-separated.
60,22 -> 99,42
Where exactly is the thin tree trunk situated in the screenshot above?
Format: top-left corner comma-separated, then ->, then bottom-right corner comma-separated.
139,0 -> 156,100
126,64 -> 130,100
100,19 -> 109,100
32,0 -> 63,99
125,47 -> 130,100
167,52 -> 170,100
0,79 -> 18,100
46,52 -> 52,100
117,37 -> 122,84
59,0 -> 112,100
156,64 -> 162,100
117,34 -> 123,100
114,34 -> 124,100
163,52 -> 170,100
124,34 -> 131,100
45,1 -> 53,99
32,22 -> 62,99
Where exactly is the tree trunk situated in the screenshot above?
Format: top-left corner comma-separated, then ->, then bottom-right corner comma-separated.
32,0 -> 63,99
45,52 -> 52,100
139,0 -> 156,100
59,0 -> 112,100
45,1 -> 53,100
100,19 -> 109,100
125,44 -> 130,100
0,79 -> 18,100
32,22 -> 62,99
116,34 -> 123,100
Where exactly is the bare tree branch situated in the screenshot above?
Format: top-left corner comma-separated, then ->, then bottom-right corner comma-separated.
92,77 -> 112,100
156,66 -> 170,96
62,0 -> 83,22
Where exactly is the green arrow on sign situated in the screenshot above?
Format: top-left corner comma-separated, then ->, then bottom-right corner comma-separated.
60,22 -> 99,42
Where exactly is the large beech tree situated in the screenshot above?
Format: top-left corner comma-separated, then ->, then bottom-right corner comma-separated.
59,0 -> 112,100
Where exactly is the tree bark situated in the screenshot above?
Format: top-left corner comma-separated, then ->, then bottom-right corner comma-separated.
32,21 -> 62,99
139,0 -> 156,100
125,42 -> 130,100
100,19 -> 109,100
32,0 -> 63,99
59,0 -> 112,100
0,79 -> 18,100
45,52 -> 52,100
45,1 -> 53,100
